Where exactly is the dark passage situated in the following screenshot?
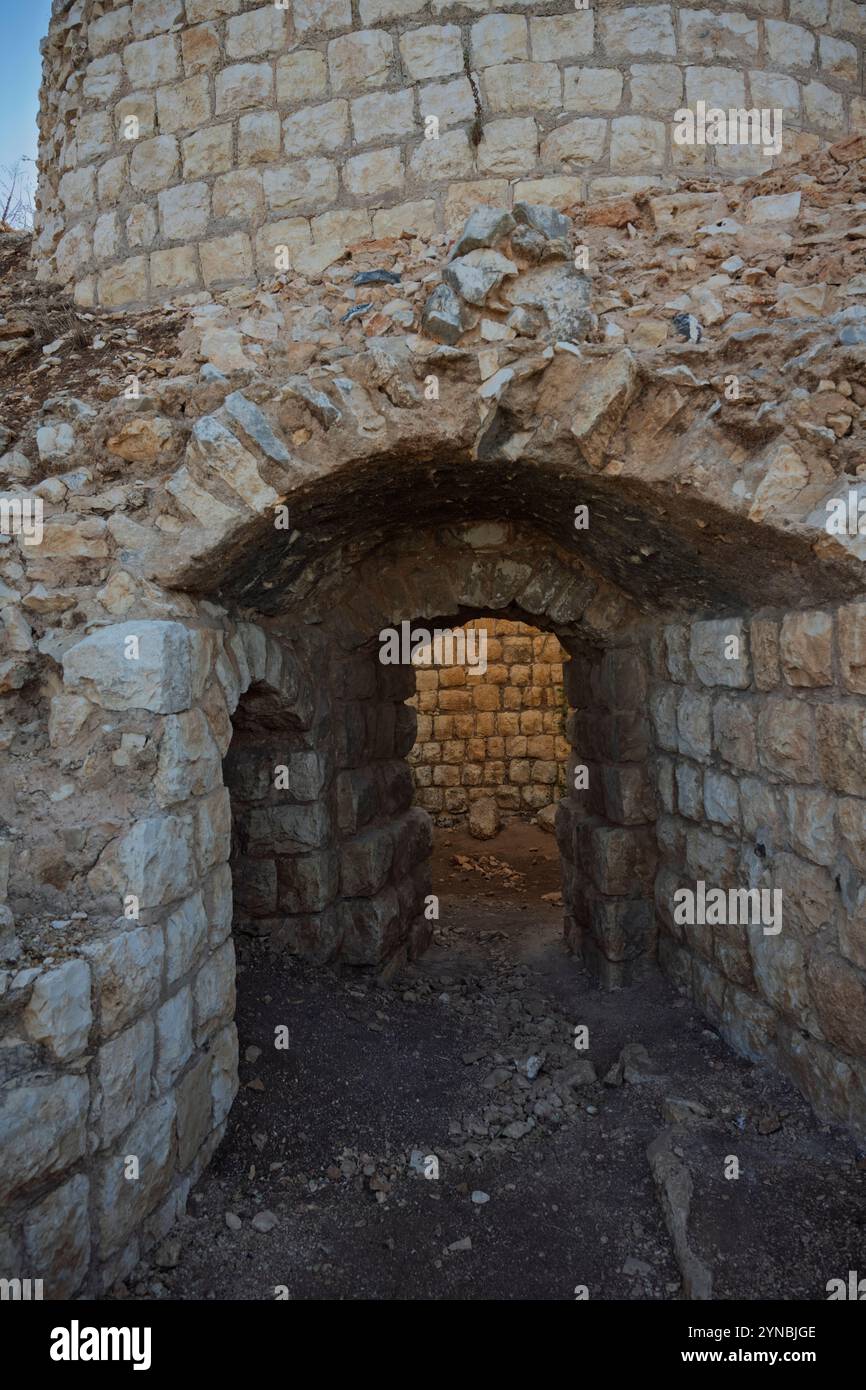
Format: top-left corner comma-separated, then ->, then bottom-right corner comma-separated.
114,825 -> 863,1302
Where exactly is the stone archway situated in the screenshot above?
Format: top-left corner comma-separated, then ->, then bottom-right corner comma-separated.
284,523 -> 659,987
217,521 -> 659,984
4,343 -> 866,1296
0,512 -> 665,1294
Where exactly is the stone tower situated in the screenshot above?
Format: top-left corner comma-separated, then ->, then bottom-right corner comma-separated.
34,0 -> 866,307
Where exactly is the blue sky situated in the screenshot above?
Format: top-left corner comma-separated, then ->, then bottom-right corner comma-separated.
1,0 -> 52,173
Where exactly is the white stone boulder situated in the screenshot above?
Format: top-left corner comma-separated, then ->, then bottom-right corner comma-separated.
62,620 -> 198,713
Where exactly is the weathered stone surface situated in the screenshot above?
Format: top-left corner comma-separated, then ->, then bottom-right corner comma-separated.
156,709 -> 222,806
328,29 -> 393,91
712,695 -> 758,771
565,351 -> 637,467
685,825 -> 738,886
248,802 -> 330,855
773,852 -> 836,936
451,207 -> 516,258
22,960 -> 91,1061
720,986 -> 777,1063
602,764 -> 655,825
155,987 -> 193,1092
341,830 -> 394,896
340,887 -> 402,965
165,892 -> 209,983
646,1128 -> 712,1300
48,695 -> 93,747
838,798 -> 866,874
421,283 -> 473,344
765,19 -> 816,69
188,416 -> 281,513
82,926 -> 164,1036
234,857 -> 277,915
194,940 -> 236,1039
484,61 -> 560,115
107,415 -> 175,465
748,191 -> 801,223
602,6 -> 676,57
750,927 -> 812,1027
63,621 -> 197,714
468,796 -> 501,839
837,604 -> 866,694
779,611 -> 833,687
750,619 -> 781,691
565,66 -> 624,114
194,789 -> 232,874
203,862 -> 233,950
215,61 -> 273,114
757,700 -> 816,783
176,1052 -> 213,1168
507,263 -> 592,346
0,1077 -> 88,1201
37,422 -> 75,462
677,689 -> 712,760
96,1095 -> 176,1252
808,949 -> 866,1056
610,116 -> 667,171
785,787 -> 835,866
690,620 -> 751,689
211,1022 -> 239,1126
281,376 -> 342,428
22,1174 -> 90,1299
816,705 -> 866,796
92,814 -> 196,911
278,851 -> 339,913
675,760 -> 703,820
96,1015 -> 154,1146
444,249 -> 518,307
649,686 -> 679,753
129,135 -> 179,192
583,824 -> 656,896
839,894 -> 866,973
781,1030 -> 865,1138
703,769 -> 739,828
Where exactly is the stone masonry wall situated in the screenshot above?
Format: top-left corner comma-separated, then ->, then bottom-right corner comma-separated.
556,642 -> 659,988
1,611 -> 265,1296
407,617 -> 569,827
8,577 -> 866,1295
227,638 -> 432,968
34,0 -> 866,307
645,601 -> 866,1137
0,609 -> 431,1296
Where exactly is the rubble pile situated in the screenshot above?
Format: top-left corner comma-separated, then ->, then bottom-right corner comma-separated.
2,137 -> 864,516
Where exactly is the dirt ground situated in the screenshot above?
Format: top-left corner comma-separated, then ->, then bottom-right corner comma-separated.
0,231 -> 184,443
111,822 -> 865,1303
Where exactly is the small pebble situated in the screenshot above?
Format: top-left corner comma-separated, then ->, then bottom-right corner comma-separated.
251,1210 -> 278,1233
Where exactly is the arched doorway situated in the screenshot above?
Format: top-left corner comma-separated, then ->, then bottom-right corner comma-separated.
9,371 -> 865,1296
